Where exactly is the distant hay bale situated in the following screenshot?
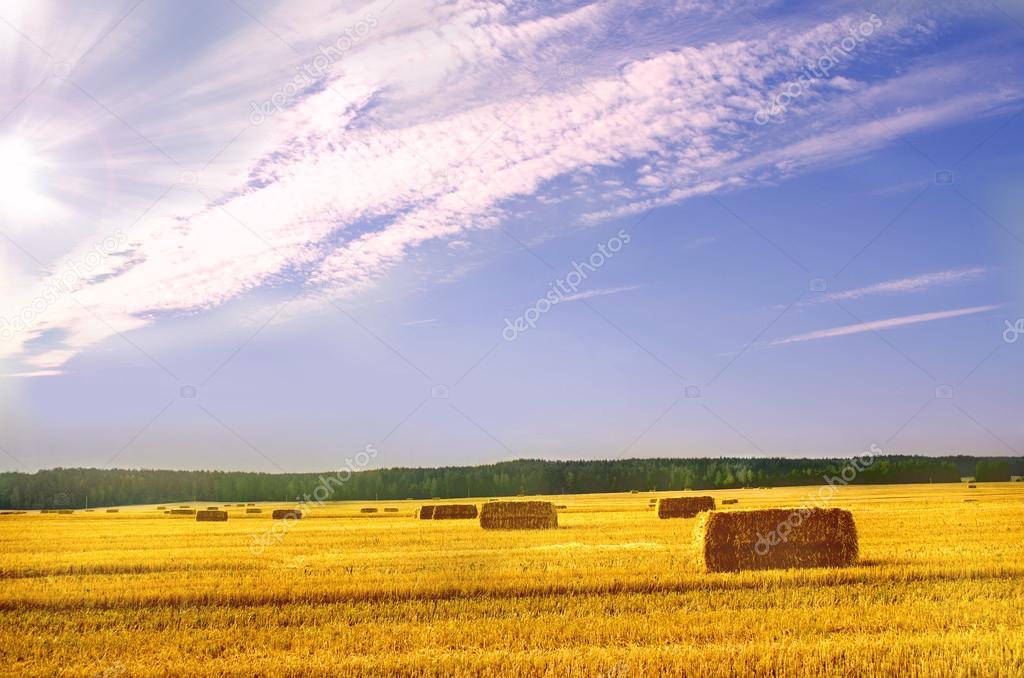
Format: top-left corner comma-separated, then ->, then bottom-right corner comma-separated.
360,507 -> 379,514
968,484 -> 977,488
179,505 -> 190,508
479,501 -> 558,530
247,503 -> 255,506
196,510 -> 228,522
57,510 -> 74,515
696,507 -> 858,573
272,510 -> 302,520
630,490 -> 640,494
721,499 -> 739,505
236,504 -> 245,507
417,506 -> 435,520
168,509 -> 195,516
106,509 -> 119,513
246,508 -> 262,514
555,504 -> 567,509
657,496 -> 715,519
384,507 -> 398,513
964,499 -> 978,503
206,506 -> 220,510
432,504 -> 478,520
157,506 -> 166,510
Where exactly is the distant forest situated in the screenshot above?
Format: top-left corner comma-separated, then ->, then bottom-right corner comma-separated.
0,456 -> 1018,509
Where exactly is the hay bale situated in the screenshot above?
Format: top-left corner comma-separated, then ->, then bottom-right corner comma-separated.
236,504 -> 245,507
169,509 -> 195,515
630,490 -> 640,494
968,484 -> 977,488
384,508 -> 398,513
272,509 -> 301,520
106,509 -> 119,513
196,510 -> 228,522
247,503 -> 256,506
657,496 -> 715,519
479,501 -> 558,530
57,509 -> 74,514
246,508 -> 262,514
360,507 -> 378,514
721,499 -> 739,505
417,506 -> 435,520
555,504 -> 567,509
696,507 -> 858,573
157,506 -> 166,510
179,505 -> 190,509
206,506 -> 220,511
432,504 -> 478,520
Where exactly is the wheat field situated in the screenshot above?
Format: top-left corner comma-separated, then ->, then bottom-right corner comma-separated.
1,483 -> 1022,677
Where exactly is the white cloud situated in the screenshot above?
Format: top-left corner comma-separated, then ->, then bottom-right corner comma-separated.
770,305 -> 1001,346
823,268 -> 989,302
0,0 -> 1019,373
559,285 -> 645,304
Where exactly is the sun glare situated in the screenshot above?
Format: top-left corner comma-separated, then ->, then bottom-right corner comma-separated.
0,137 -> 61,224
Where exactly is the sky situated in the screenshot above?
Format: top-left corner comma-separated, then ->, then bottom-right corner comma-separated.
0,0 -> 1022,473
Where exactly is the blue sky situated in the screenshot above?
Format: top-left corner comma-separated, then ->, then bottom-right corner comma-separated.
0,0 -> 1022,472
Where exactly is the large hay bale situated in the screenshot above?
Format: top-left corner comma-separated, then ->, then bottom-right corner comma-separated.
432,504 -> 478,520
360,507 -> 378,514
696,507 -> 858,573
196,510 -> 228,522
417,506 -> 435,520
479,501 -> 558,530
657,496 -> 715,519
169,509 -> 195,516
272,509 -> 301,520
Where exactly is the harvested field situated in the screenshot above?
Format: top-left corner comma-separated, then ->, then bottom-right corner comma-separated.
2,484 -> 1022,676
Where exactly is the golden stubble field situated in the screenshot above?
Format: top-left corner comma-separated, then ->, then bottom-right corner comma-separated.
1,483 -> 1023,677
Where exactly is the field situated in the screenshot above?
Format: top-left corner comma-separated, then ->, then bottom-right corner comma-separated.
1,483 -> 1023,677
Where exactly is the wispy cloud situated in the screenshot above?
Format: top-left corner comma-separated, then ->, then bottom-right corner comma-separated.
402,318 -> 437,327
770,305 -> 1001,346
559,285 -> 645,304
0,1 -> 1019,372
823,267 -> 989,302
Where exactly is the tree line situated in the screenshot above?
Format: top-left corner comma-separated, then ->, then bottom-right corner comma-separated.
0,456 -> 1018,509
